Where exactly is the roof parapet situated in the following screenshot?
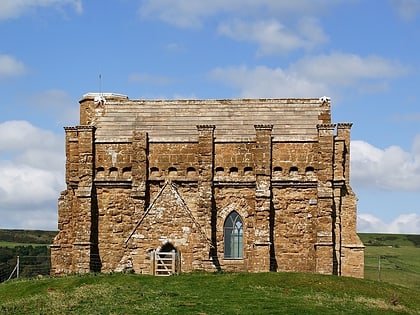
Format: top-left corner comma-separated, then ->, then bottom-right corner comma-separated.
81,92 -> 128,102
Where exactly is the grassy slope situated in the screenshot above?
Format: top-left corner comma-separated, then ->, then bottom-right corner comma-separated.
1,231 -> 419,313
0,272 -> 419,315
359,233 -> 420,289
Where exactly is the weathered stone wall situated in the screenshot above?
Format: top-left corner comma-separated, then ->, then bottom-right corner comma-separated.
272,142 -> 318,176
270,141 -> 318,272
95,143 -> 133,180
214,142 -> 255,178
95,187 -> 135,271
148,143 -> 198,180
272,187 -> 317,272
50,189 -> 76,275
125,182 -> 210,274
51,95 -> 364,278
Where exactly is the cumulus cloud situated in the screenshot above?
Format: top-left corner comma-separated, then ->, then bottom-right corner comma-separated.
0,0 -> 82,20
351,136 -> 420,191
218,18 -> 328,56
290,53 -> 408,85
211,65 -> 328,98
139,0 -> 337,28
0,162 -> 60,207
138,1 -> 382,59
210,53 -> 406,98
358,213 -> 420,234
0,54 -> 27,78
0,120 -> 62,154
0,121 -> 65,230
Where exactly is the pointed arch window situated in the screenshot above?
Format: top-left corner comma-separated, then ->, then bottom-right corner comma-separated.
224,211 -> 243,259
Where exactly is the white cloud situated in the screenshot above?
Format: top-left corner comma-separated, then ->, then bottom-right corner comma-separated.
211,65 -> 328,98
138,0 -> 338,28
210,53 -> 406,98
290,53 -> 408,86
0,162 -> 60,207
0,121 -> 64,230
0,120 -> 62,154
358,213 -> 420,234
0,0 -> 82,20
7,208 -> 58,231
0,54 -> 27,78
218,18 -> 328,56
351,136 -> 420,191
390,0 -> 420,21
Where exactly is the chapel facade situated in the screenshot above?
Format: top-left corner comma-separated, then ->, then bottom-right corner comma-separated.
50,93 -> 364,278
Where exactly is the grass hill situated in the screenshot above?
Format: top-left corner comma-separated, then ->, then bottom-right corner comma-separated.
359,233 -> 420,289
0,230 -> 419,313
0,272 -> 419,314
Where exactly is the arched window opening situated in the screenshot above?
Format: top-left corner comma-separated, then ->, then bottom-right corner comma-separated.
229,167 -> 239,176
215,167 -> 224,175
305,166 -> 315,176
224,211 -> 243,259
122,167 -> 132,179
187,167 -> 196,177
109,167 -> 118,178
289,166 -> 298,176
273,166 -> 283,175
96,167 -> 105,179
244,166 -> 253,176
150,167 -> 160,177
168,167 -> 177,177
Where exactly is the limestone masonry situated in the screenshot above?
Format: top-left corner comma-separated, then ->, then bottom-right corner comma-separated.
51,93 -> 364,278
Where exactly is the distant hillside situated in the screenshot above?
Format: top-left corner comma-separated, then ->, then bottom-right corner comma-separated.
0,229 -> 57,245
359,233 -> 420,289
359,233 -> 420,248
0,230 -> 418,289
2,230 -> 418,247
0,230 -> 56,282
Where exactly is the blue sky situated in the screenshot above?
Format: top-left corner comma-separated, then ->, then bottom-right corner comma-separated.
0,0 -> 419,233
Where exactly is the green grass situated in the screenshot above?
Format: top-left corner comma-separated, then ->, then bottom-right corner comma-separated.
0,241 -> 51,248
359,233 -> 420,289
1,231 -> 418,313
0,272 -> 419,315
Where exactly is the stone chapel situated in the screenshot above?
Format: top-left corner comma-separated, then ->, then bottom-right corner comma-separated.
50,93 -> 364,278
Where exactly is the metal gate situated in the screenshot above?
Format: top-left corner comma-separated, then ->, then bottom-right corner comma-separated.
152,250 -> 180,276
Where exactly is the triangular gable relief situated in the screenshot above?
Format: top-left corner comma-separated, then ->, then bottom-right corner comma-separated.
125,181 -> 211,247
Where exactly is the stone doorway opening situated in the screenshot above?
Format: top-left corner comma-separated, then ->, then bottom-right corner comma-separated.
152,243 -> 180,276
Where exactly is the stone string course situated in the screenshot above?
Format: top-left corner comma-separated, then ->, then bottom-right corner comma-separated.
51,94 -> 364,278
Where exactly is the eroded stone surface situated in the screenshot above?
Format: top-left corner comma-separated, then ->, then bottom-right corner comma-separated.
51,94 -> 364,278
